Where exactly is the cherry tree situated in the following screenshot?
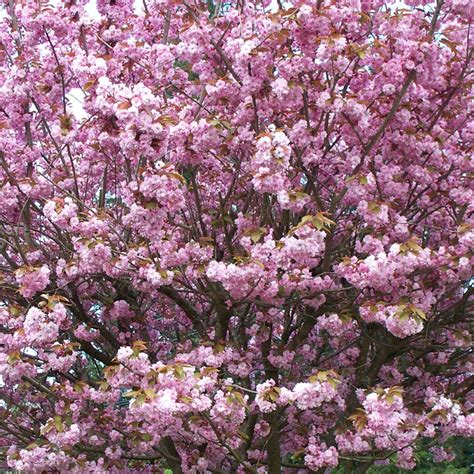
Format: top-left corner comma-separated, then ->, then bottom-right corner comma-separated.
0,0 -> 473,472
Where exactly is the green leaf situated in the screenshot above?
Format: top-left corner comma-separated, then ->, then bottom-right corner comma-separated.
244,227 -> 266,244
143,388 -> 157,400
385,386 -> 403,405
174,365 -> 185,380
348,408 -> 367,432
288,191 -> 309,202
54,415 -> 64,433
367,201 -> 381,213
231,391 -> 247,408
124,389 -> 142,398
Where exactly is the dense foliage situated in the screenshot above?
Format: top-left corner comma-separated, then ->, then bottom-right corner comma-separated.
0,0 -> 472,472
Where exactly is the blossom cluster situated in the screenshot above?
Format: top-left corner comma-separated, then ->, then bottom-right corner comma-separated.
0,0 -> 472,472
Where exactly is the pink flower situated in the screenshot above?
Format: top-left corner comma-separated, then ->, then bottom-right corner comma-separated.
15,265 -> 50,298
23,307 -> 59,346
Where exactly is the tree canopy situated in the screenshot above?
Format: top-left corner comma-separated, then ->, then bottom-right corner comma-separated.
0,0 -> 472,472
